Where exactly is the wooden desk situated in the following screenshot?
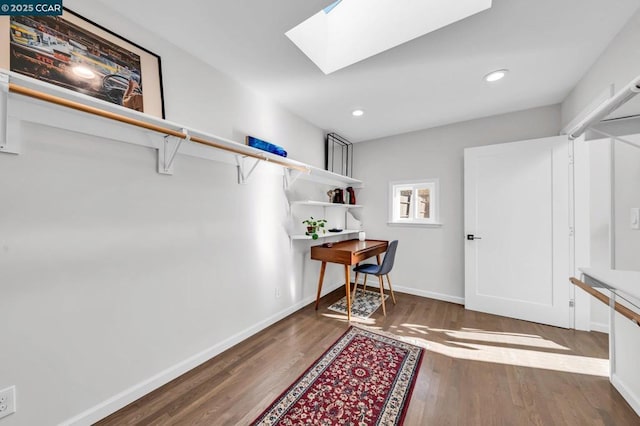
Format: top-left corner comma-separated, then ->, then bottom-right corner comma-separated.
311,239 -> 388,321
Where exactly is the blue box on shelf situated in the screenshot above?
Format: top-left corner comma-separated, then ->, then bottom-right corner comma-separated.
246,136 -> 287,157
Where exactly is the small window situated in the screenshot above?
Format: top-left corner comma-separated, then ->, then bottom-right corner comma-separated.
389,179 -> 440,225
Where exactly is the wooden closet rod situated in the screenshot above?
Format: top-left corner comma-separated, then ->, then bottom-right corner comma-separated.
10,83 -> 186,138
8,83 -> 309,173
570,277 -> 640,326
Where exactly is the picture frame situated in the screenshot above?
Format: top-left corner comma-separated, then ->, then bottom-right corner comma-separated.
0,8 -> 165,118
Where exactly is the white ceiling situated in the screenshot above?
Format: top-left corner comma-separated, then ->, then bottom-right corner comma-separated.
96,0 -> 640,142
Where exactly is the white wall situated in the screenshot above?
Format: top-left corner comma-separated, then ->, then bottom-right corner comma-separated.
561,8 -> 640,128
0,2 -> 338,425
614,136 -> 640,271
591,140 -> 615,332
352,105 -> 561,302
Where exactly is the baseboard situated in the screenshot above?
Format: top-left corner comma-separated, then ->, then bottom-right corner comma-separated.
59,282 -> 343,426
393,285 -> 464,305
612,374 -> 640,417
590,321 -> 610,334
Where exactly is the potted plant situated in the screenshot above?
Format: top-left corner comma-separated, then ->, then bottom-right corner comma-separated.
302,217 -> 327,240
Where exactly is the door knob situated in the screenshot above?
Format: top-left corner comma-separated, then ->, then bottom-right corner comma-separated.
467,234 -> 482,240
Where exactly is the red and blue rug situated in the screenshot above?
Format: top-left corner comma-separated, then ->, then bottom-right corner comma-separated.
252,326 -> 424,425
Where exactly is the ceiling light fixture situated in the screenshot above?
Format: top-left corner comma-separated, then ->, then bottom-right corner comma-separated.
484,69 -> 508,82
352,109 -> 364,117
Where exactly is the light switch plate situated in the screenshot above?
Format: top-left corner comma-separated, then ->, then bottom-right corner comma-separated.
0,386 -> 16,419
631,208 -> 640,230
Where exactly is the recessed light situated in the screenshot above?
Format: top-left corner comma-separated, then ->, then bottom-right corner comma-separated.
352,109 -> 364,117
484,69 -> 509,82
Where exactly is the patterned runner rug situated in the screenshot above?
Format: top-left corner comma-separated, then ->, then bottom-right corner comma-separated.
251,326 -> 424,426
328,289 -> 389,318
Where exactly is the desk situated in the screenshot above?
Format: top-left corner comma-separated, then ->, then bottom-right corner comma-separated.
311,239 -> 388,321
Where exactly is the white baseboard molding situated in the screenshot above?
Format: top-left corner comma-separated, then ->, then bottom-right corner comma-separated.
612,374 -> 640,417
590,321 -> 610,334
59,281 -> 344,426
393,285 -> 464,305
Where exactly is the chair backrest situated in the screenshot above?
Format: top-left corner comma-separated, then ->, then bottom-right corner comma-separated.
378,240 -> 398,275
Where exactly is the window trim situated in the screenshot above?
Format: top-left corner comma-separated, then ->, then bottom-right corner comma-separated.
388,179 -> 441,226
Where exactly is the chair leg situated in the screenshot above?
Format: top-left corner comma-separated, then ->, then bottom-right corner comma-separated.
378,275 -> 386,316
361,274 -> 368,296
386,274 -> 397,305
352,272 -> 360,300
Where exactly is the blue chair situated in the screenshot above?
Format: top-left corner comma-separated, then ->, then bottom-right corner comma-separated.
352,240 -> 398,316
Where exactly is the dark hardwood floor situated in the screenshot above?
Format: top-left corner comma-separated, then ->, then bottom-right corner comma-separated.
96,288 -> 639,425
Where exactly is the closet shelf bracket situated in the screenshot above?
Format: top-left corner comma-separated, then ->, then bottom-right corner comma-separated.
0,74 -> 20,155
284,169 -> 304,189
236,155 -> 262,184
158,128 -> 187,175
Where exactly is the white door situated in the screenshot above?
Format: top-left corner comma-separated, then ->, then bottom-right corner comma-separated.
464,136 -> 572,328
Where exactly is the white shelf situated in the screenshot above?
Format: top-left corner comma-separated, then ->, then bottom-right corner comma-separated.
291,200 -> 363,208
0,70 -> 358,183
290,229 -> 360,240
298,165 -> 363,188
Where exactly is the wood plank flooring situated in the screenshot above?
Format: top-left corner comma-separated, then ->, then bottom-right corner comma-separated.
96,288 -> 640,425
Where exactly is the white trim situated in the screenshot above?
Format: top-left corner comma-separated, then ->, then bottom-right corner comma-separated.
568,138 -> 576,330
394,285 -> 464,305
590,321 -> 610,334
58,281 -> 344,426
612,374 -> 640,417
387,222 -> 443,228
572,137 -> 591,331
610,140 -> 616,269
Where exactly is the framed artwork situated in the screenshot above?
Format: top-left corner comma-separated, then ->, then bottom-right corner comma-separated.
0,8 -> 165,118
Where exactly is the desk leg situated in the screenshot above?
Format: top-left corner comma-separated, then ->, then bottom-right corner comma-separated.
345,265 -> 351,322
376,254 -> 382,265
314,262 -> 327,310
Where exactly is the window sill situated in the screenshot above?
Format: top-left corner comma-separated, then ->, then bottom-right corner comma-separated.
387,222 -> 443,228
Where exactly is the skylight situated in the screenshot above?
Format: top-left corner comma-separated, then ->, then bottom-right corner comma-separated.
323,0 -> 343,14
286,0 -> 493,74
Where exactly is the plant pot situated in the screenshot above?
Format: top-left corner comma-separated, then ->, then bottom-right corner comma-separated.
305,226 -> 320,239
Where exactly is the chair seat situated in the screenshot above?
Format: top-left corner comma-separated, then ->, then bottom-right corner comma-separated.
353,263 -> 382,275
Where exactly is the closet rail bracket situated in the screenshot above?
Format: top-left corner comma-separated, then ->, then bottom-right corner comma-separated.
284,169 -> 304,189
158,129 -> 188,175
0,74 -> 20,155
236,155 -> 262,184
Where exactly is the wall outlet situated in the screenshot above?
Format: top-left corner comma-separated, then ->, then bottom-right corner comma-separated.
0,386 -> 16,419
275,287 -> 281,298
